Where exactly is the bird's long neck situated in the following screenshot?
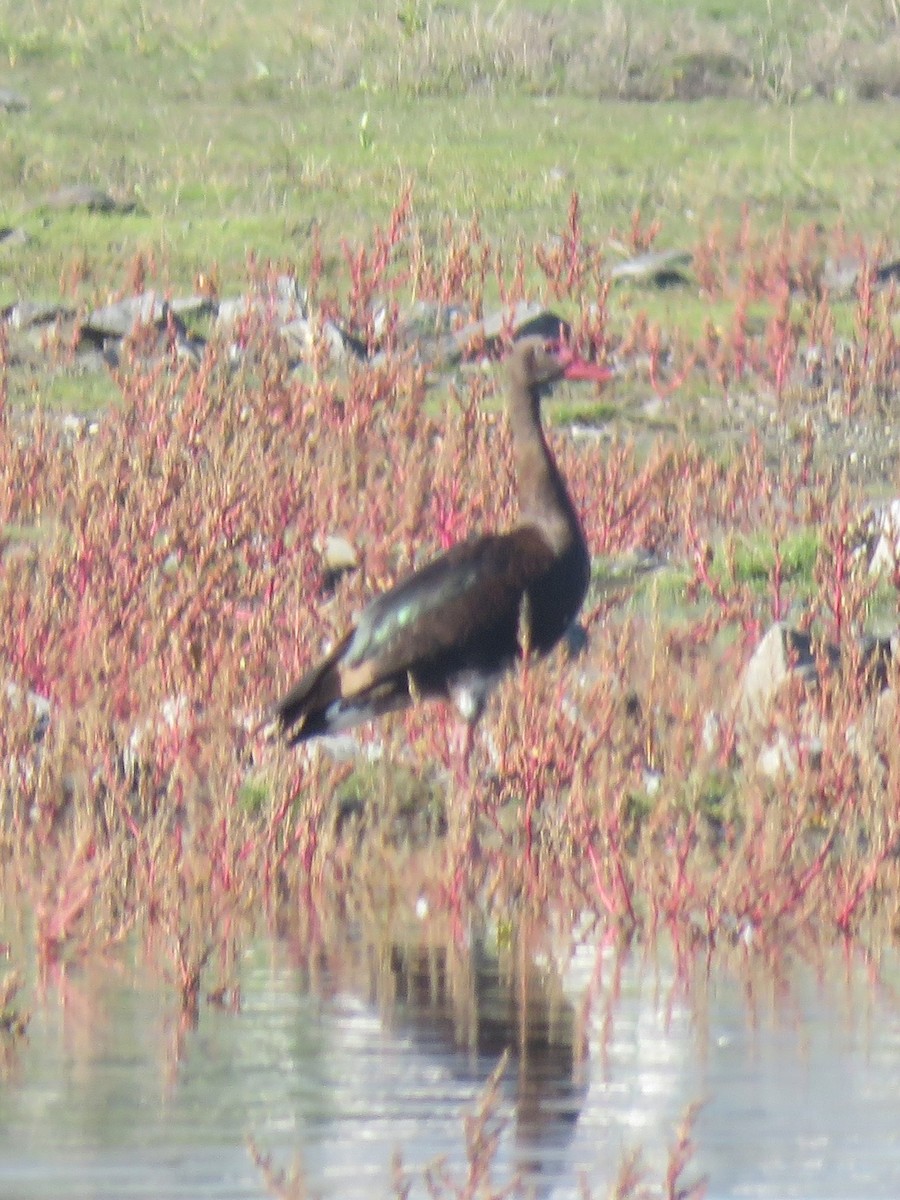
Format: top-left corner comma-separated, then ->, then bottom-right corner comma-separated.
509,381 -> 584,555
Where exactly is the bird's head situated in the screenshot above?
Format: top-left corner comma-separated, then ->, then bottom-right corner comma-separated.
511,334 -> 613,395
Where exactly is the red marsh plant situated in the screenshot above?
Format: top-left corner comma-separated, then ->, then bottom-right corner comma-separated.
688,213 -> 897,417
342,184 -> 414,349
409,211 -> 493,318
251,1035 -> 709,1200
535,190 -> 598,300
843,260 -> 899,418
611,206 -> 663,257
3,203 -> 899,1200
0,196 -> 897,1005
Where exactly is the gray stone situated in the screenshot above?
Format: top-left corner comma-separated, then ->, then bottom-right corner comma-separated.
736,622 -> 896,778
756,732 -> 823,779
76,294 -> 209,368
737,623 -> 825,733
42,185 -> 130,213
124,694 -> 197,782
418,301 -> 565,367
3,299 -> 74,329
318,534 -> 358,574
822,256 -> 900,296
867,499 -> 900,576
0,88 -> 28,112
281,315 -> 366,362
609,248 -> 692,287
481,300 -> 551,341
215,274 -> 308,330
821,256 -> 864,296
391,301 -> 467,351
4,680 -> 51,743
0,226 -> 28,247
84,292 -> 171,338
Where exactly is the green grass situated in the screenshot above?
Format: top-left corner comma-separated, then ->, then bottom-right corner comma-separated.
3,94 -> 897,302
32,371 -> 121,413
727,527 -> 820,584
0,0 -> 897,306
645,527 -> 821,613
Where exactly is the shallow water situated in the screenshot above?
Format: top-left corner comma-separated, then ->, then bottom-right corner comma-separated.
1,930 -> 899,1199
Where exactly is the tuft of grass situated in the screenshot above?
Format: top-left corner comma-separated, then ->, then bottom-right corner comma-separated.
727,528 -> 820,586
0,1 -> 896,302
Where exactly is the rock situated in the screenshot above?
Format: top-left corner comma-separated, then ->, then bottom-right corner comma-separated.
821,256 -> 864,296
756,732 -> 823,779
83,292 -> 172,339
735,624 -> 834,778
735,622 -> 897,778
856,634 -> 897,692
821,256 -> 900,297
874,259 -> 900,287
316,533 -> 359,592
483,300 -> 556,342
215,273 -> 308,330
0,226 -> 28,247
60,414 -> 100,440
216,277 -> 366,366
215,296 -> 250,328
173,331 -> 206,366
2,299 -> 74,329
609,248 -> 692,287
281,315 -> 366,362
702,710 -> 722,756
318,533 -> 358,573
123,693 -> 198,783
41,185 -> 133,213
0,88 -> 29,112
77,293 -> 209,367
3,680 -> 51,743
82,292 -> 210,340
846,685 -> 897,782
642,768 -> 663,795
866,498 -> 900,576
737,624 -> 828,733
391,301 -> 468,355
414,300 -> 565,367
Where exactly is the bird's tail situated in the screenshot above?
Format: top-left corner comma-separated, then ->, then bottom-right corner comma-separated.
275,633 -> 353,742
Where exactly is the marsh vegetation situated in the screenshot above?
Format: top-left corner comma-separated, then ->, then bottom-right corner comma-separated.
1,1 -> 899,1195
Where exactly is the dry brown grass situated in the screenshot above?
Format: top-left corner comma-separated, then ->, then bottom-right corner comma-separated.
289,2 -> 900,102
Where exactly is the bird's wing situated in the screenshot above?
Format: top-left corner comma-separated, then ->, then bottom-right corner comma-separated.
338,528 -> 554,692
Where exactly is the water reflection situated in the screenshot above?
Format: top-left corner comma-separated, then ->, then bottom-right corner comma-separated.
385,936 -> 586,1190
0,921 -> 899,1199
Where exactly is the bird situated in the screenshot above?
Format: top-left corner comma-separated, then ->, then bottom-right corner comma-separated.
275,335 -> 612,757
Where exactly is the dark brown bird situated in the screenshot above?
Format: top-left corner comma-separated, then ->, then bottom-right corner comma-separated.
275,336 -> 611,747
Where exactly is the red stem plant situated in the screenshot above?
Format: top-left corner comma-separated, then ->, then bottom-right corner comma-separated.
341,182 -> 414,348
535,190 -> 592,300
0,188 -> 896,1021
765,278 -> 798,406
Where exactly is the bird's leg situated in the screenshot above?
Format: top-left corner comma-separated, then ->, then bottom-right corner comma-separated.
446,719 -> 479,914
517,592 -> 533,659
448,719 -> 475,790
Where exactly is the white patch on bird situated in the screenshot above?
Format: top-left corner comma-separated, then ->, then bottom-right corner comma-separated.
323,700 -> 372,733
448,669 -> 503,724
517,592 -> 533,657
